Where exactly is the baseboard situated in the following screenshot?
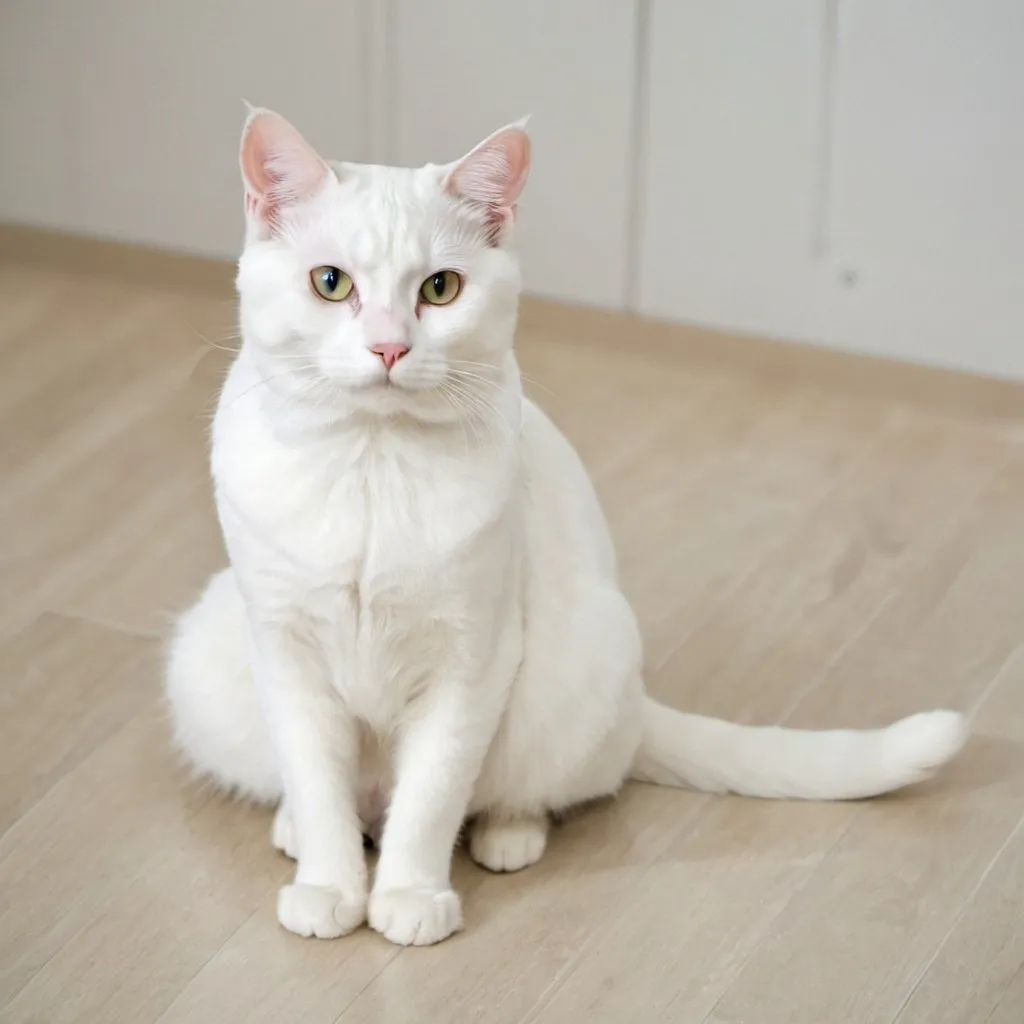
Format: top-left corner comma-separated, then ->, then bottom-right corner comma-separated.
519,297 -> 1024,426
3,224 -> 1021,425
0,224 -> 235,295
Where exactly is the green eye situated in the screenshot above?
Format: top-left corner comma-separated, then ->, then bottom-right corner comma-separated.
310,265 -> 354,302
419,270 -> 462,306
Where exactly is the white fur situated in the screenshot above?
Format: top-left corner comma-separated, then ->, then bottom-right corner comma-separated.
165,111 -> 968,947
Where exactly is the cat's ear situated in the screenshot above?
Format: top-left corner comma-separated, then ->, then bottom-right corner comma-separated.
444,120 -> 531,244
240,107 -> 329,234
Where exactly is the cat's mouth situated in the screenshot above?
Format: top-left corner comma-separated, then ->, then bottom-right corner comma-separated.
319,366 -> 403,394
304,363 -> 458,418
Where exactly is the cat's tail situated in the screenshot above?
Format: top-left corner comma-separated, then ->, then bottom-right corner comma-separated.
630,697 -> 967,800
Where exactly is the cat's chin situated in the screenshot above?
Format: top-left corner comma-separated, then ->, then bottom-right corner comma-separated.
320,369 -> 432,397
283,362 -> 490,427
317,379 -> 466,427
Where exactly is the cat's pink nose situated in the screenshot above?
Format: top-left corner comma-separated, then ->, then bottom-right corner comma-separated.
369,342 -> 409,371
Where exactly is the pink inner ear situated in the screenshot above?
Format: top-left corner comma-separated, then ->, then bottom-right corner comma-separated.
240,110 -> 328,218
447,126 -> 531,211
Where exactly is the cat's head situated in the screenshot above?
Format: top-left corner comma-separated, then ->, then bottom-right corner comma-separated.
235,107 -> 530,423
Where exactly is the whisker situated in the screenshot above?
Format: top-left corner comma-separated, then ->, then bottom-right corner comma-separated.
448,358 -> 556,400
443,376 -> 517,449
519,374 -> 556,399
439,381 -> 479,453
220,366 -> 322,411
440,379 -> 488,447
191,329 -> 241,356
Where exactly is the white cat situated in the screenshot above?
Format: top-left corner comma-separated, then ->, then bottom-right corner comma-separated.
165,108 -> 967,947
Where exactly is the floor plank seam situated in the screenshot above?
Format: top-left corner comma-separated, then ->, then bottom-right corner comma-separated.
0,698 -> 163,870
0,905 -> 96,1016
690,809 -> 866,1024
514,794 -> 718,1024
982,962 -> 1024,1024
47,607 -> 163,643
888,812 -> 1024,1024
774,444 -> 1020,729
149,887 -> 286,1024
647,403 -> 904,679
327,945 -> 407,1024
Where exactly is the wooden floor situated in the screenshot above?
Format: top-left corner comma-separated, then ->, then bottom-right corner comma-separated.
2,242 -> 1024,1024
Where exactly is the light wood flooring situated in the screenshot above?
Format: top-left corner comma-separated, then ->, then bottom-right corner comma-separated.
1,235 -> 1024,1023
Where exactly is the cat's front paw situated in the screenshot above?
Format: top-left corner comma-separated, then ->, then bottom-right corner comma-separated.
368,886 -> 463,946
277,883 -> 366,939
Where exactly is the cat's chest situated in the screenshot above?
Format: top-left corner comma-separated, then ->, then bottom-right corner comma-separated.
214,416 -> 508,599
215,418 -> 515,726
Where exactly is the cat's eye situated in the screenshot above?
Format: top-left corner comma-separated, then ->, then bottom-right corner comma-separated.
310,265 -> 354,302
419,270 -> 462,306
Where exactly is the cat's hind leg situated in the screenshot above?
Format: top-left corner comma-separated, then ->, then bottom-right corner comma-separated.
469,585 -> 644,872
272,801 -> 298,859
468,813 -> 549,873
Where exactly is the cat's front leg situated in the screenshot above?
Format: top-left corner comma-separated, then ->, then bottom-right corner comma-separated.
248,619 -> 367,939
369,678 -> 502,946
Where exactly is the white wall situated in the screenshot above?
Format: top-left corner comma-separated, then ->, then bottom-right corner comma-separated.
2,1 -> 1023,380
0,0 -> 374,257
385,0 -> 638,307
637,1 -> 827,347
638,0 -> 1024,379
826,0 -> 1024,377
0,0 -> 639,310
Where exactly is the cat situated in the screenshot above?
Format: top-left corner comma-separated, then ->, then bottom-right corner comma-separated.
165,107 -> 968,947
